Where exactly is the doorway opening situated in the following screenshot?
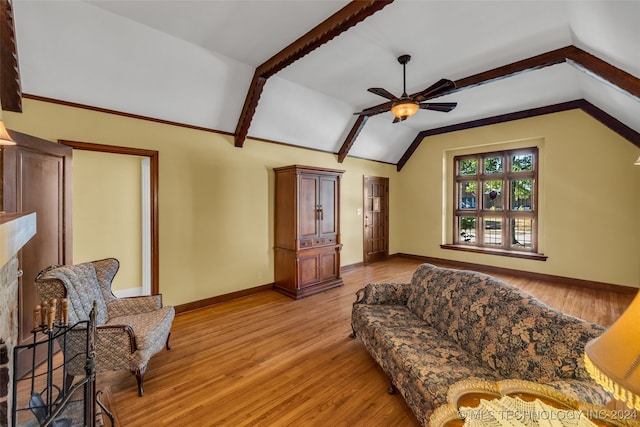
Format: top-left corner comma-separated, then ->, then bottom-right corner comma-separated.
60,140 -> 159,295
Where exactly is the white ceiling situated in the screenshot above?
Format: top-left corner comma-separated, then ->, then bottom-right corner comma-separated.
11,0 -> 640,165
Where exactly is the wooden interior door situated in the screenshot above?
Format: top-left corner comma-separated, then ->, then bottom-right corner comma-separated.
3,130 -> 72,377
363,176 -> 389,264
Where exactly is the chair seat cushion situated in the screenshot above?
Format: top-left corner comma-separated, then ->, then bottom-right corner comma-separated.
106,306 -> 175,351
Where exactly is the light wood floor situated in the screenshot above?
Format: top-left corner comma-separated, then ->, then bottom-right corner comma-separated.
98,257 -> 636,427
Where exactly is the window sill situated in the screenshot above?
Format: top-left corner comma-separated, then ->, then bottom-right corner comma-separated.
440,244 -> 548,261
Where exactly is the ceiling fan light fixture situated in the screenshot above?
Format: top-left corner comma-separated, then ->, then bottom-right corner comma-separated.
391,100 -> 419,119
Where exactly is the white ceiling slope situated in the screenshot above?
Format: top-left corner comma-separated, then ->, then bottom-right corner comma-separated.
12,0 -> 640,165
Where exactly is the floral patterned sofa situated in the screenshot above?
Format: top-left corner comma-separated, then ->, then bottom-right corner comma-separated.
350,263 -> 609,426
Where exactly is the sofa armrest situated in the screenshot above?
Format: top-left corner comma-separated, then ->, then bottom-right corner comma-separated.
545,379 -> 612,408
354,282 -> 411,305
107,294 -> 163,318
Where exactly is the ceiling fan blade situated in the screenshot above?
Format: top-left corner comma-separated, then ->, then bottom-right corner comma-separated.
354,104 -> 392,116
415,79 -> 456,101
419,102 -> 457,112
368,87 -> 398,101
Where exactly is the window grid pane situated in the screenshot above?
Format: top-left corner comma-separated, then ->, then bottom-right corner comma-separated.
482,180 -> 503,210
511,218 -> 533,249
512,179 -> 533,211
483,217 -> 502,246
484,156 -> 503,174
459,159 -> 477,175
459,217 -> 477,243
459,181 -> 477,210
512,153 -> 533,172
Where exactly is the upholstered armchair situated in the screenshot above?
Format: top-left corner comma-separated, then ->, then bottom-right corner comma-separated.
34,258 -> 175,396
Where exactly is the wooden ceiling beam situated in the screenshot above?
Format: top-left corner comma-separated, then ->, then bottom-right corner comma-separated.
234,0 -> 394,148
337,115 -> 368,163
0,0 -> 22,112
565,48 -> 640,100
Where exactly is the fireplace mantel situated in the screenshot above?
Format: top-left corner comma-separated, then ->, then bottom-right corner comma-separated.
0,212 -> 36,267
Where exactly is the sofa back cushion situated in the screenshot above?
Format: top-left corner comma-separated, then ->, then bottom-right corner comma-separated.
406,264 -> 605,383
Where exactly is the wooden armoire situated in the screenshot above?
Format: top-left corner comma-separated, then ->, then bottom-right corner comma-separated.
274,165 -> 344,299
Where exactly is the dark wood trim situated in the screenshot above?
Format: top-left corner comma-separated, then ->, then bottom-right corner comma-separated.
397,99 -> 640,171
60,140 -> 159,158
340,261 -> 364,272
395,253 -> 637,294
452,46 -> 576,94
175,284 -> 274,314
337,115 -> 368,163
233,0 -> 394,148
439,244 -> 547,261
59,140 -> 161,296
23,94 -> 234,137
0,0 -> 21,112
579,101 -> 640,147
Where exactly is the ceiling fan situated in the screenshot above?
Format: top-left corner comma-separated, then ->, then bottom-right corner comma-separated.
355,54 -> 457,123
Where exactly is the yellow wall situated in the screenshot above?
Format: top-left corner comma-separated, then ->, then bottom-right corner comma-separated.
72,150 -> 143,292
397,109 -> 640,288
4,98 -> 397,305
5,100 -> 639,305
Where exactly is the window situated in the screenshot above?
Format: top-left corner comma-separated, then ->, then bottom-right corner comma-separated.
453,147 -> 538,254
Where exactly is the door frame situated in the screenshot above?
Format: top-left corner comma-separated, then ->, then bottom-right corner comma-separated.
363,175 -> 389,265
60,140 -> 160,295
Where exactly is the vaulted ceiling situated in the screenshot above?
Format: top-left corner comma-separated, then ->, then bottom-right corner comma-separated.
3,0 -> 640,169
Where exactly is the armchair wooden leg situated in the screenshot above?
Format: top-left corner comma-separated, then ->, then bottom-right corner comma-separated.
132,369 -> 146,397
64,373 -> 74,393
165,332 -> 171,350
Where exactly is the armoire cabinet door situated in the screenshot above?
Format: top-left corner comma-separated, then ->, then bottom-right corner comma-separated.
319,249 -> 339,282
298,252 -> 320,288
299,174 -> 319,240
318,175 -> 338,238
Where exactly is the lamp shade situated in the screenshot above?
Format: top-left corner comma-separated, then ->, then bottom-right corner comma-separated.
635,156 -> 640,166
584,291 -> 640,410
390,100 -> 419,119
0,121 -> 16,145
